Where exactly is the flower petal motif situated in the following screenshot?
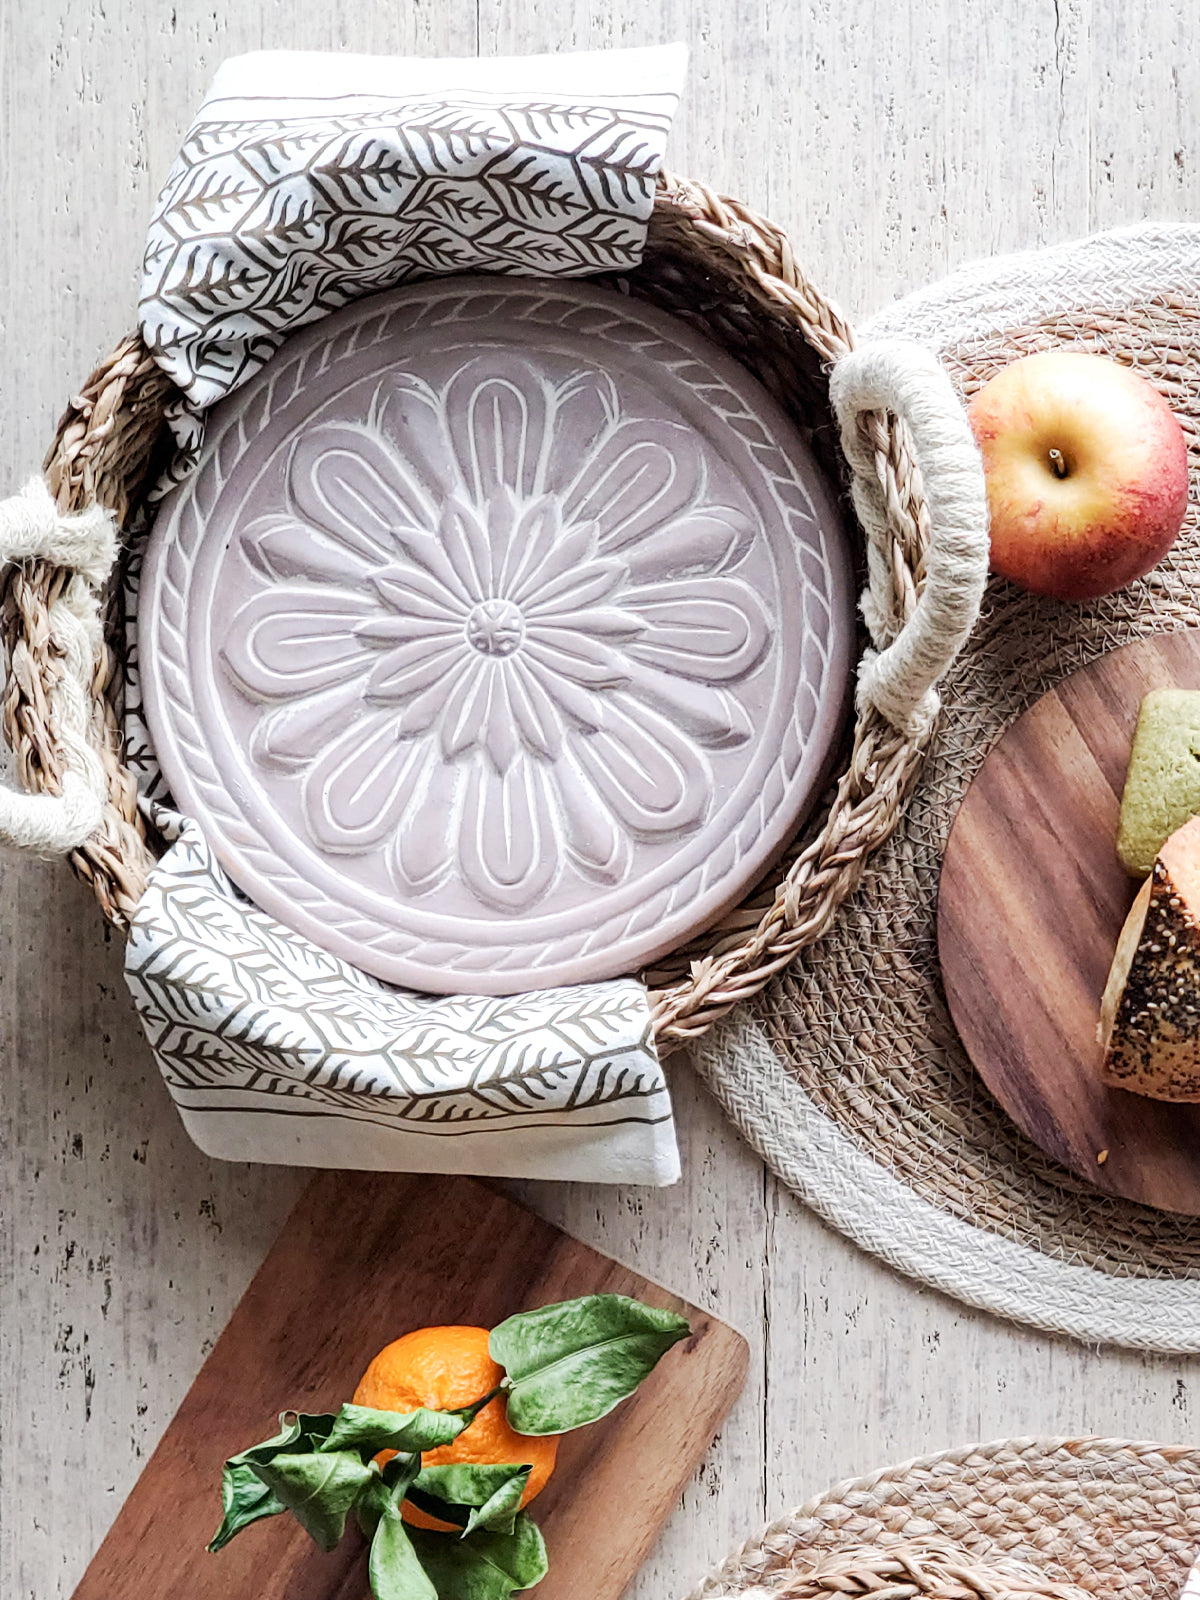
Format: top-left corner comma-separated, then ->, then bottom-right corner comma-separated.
509,516 -> 603,606
492,497 -> 562,601
355,611 -> 460,647
368,560 -> 467,624
438,496 -> 497,600
552,753 -> 633,886
619,662 -> 754,749
243,513 -> 374,587
522,561 -> 627,617
222,587 -> 377,699
366,637 -> 463,703
570,700 -> 711,840
535,606 -> 644,639
523,631 -> 633,691
372,373 -> 463,508
560,418 -> 703,552
290,424 -> 435,565
504,659 -> 565,759
302,712 -> 420,853
537,369 -> 623,497
439,663 -> 495,762
623,509 -> 755,584
225,367 -> 777,914
515,661 -> 604,735
388,745 -> 459,895
622,578 -> 771,682
252,677 -> 366,767
458,756 -> 559,912
479,672 -> 522,774
446,359 -> 549,504
438,666 -> 525,773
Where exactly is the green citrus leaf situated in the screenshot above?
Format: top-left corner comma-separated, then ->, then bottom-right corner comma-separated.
253,1449 -> 374,1551
411,1463 -> 531,1536
490,1294 -> 691,1435
369,1504 -> 439,1600
209,1410 -> 337,1552
242,1411 -> 337,1462
357,1456 -> 420,1542
291,1411 -> 339,1450
408,1513 -> 549,1598
321,1402 -> 473,1455
208,1460 -> 286,1552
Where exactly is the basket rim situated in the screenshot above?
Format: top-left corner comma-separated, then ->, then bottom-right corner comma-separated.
5,170 -> 937,1045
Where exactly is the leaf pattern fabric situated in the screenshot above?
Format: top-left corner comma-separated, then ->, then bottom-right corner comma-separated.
137,44 -> 686,482
124,816 -> 680,1185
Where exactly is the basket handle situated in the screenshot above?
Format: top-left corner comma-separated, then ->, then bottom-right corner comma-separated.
830,337 -> 990,739
0,476 -> 115,854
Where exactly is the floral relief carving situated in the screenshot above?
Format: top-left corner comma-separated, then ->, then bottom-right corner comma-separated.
221,358 -> 772,915
142,280 -> 852,993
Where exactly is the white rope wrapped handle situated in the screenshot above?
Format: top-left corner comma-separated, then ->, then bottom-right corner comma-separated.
830,338 -> 990,740
0,476 -> 116,854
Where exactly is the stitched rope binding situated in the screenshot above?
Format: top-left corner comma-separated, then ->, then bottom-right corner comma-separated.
0,175 -> 988,1042
0,477 -> 114,853
831,339 -> 990,740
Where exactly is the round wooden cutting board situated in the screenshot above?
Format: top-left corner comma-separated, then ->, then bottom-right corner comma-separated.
939,628 -> 1200,1215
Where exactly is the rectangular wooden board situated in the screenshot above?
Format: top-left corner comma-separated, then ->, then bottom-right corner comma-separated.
71,1171 -> 748,1600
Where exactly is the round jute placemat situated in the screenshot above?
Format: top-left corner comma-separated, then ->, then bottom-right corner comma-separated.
683,1437 -> 1200,1600
692,223 -> 1200,1351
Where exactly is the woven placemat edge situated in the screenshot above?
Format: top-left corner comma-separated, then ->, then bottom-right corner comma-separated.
862,219 -> 1200,347
689,1014 -> 1200,1351
683,1432 -> 1200,1600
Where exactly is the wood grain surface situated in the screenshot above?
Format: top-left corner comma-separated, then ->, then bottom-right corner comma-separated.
70,1172 -> 747,1600
939,630 -> 1200,1214
5,7 -> 1200,1600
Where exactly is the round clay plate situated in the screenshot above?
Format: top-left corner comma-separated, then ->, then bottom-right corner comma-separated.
938,629 -> 1200,1215
141,278 -> 854,995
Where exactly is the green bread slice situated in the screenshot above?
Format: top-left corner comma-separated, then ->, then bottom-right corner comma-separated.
1117,689 -> 1200,877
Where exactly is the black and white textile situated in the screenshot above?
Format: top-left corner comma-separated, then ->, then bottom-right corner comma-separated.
139,45 -> 687,479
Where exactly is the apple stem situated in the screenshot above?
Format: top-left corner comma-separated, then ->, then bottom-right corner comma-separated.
1048,447 -> 1069,479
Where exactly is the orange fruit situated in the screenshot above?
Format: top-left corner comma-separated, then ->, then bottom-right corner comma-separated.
354,1325 -> 558,1531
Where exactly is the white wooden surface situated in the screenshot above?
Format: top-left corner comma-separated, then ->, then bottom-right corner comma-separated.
2,5 -> 1199,1597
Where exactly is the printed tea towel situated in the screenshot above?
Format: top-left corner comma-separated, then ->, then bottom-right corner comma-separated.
126,819 -> 677,1184
139,44 -> 687,474
123,46 -> 687,1186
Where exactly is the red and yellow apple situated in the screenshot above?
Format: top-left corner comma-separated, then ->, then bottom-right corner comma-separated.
968,350 -> 1190,601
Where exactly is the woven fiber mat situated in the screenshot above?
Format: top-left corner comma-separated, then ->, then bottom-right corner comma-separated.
684,1437 -> 1200,1599
692,223 -> 1200,1351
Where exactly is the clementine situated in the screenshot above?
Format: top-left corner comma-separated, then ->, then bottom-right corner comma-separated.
353,1325 -> 558,1531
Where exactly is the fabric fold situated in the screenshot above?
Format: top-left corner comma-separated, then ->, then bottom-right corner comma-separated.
138,43 -> 687,479
125,818 -> 680,1185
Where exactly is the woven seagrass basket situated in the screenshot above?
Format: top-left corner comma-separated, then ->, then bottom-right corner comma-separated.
2,173 -> 970,1045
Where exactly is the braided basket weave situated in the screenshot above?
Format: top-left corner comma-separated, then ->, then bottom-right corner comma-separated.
687,1437 -> 1200,1600
733,1544 -> 1090,1599
3,174 -> 948,1044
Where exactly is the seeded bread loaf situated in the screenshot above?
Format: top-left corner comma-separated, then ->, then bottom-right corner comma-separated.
1100,813 -> 1200,1100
